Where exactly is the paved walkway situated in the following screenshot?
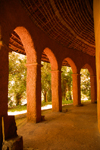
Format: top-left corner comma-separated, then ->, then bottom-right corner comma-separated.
16,102 -> 100,150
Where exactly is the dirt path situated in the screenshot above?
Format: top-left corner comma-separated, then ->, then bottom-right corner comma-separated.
16,102 -> 100,150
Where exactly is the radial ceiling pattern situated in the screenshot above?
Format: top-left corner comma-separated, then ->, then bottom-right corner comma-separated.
9,0 -> 95,64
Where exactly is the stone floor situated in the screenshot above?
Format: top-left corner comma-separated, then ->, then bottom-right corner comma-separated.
16,102 -> 100,150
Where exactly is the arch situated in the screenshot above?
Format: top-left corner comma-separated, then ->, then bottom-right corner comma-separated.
63,57 -> 77,73
82,64 -> 94,76
80,63 -> 97,103
42,48 -> 61,112
43,48 -> 58,70
15,26 -> 37,64
62,57 -> 80,106
9,26 -> 41,122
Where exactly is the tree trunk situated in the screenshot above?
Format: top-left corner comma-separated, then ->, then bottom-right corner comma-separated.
46,93 -> 48,102
16,93 -> 22,106
44,91 -> 46,102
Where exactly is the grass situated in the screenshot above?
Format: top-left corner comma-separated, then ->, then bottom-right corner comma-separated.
8,100 -> 91,112
8,105 -> 27,112
41,101 -> 52,106
62,100 -> 73,105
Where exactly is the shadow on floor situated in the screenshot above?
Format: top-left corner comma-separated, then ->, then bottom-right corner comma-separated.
16,102 -> 100,150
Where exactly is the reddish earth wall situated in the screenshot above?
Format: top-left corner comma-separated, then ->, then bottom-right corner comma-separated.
0,0 -> 96,121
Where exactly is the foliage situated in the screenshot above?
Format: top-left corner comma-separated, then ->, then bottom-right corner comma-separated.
8,52 -> 91,109
81,69 -> 91,100
9,52 -> 26,106
61,66 -> 91,101
41,61 -> 51,102
61,66 -> 72,100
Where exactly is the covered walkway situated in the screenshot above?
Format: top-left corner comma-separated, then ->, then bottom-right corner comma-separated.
16,102 -> 100,150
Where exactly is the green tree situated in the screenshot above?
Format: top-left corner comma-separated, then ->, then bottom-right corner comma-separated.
61,66 -> 72,101
9,52 -> 26,106
41,61 -> 51,102
81,69 -> 91,100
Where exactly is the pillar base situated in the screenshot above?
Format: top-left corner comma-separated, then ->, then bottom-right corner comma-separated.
52,108 -> 62,112
91,101 -> 97,104
27,115 -> 45,123
75,103 -> 83,107
27,118 -> 41,123
41,115 -> 45,121
2,136 -> 23,150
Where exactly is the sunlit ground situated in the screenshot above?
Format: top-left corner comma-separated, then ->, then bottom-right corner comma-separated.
8,100 -> 90,116
8,104 -> 52,116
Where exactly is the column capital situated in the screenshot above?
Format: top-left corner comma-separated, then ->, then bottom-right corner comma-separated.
25,63 -> 42,67
72,73 -> 81,76
51,70 -> 61,72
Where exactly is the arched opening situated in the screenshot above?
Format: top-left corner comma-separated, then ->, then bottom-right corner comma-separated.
63,58 -> 77,74
62,58 -> 78,106
80,64 -> 96,104
43,48 -> 58,70
41,48 -> 61,113
41,61 -> 52,107
15,27 -> 37,63
80,68 -> 91,102
8,51 -> 27,109
8,27 -> 41,123
61,64 -> 73,105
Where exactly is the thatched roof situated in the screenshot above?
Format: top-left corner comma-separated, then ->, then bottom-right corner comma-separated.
9,0 -> 95,65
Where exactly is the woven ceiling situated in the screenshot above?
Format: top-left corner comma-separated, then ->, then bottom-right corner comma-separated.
9,0 -> 95,65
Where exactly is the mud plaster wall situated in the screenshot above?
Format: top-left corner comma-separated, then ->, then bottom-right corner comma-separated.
0,0 -> 96,72
0,0 -> 96,117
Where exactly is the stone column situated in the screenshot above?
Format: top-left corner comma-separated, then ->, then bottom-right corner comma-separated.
0,45 -> 8,116
72,73 -> 81,106
26,63 -> 41,123
90,75 -> 97,103
0,43 -> 8,149
51,70 -> 62,112
93,0 -> 100,132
